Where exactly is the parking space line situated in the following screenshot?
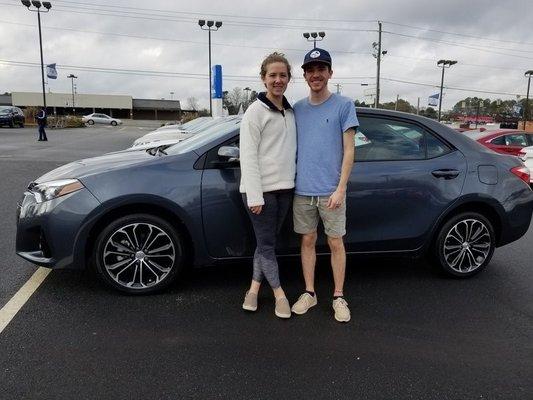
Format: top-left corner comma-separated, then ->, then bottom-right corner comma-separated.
0,267 -> 51,334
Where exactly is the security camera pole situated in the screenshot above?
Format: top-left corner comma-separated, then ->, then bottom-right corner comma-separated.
198,19 -> 222,116
303,31 -> 325,49
437,59 -> 457,122
21,0 -> 52,110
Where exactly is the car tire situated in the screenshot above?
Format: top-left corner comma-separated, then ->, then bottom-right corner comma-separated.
19,122 -> 24,128
8,119 -> 14,128
87,119 -> 95,125
94,214 -> 184,294
111,120 -> 117,126
433,212 -> 495,278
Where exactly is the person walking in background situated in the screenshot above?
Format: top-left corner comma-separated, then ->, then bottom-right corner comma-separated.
239,52 -> 297,319
36,108 -> 48,141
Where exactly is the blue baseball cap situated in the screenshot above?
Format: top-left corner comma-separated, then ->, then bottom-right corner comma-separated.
302,48 -> 332,69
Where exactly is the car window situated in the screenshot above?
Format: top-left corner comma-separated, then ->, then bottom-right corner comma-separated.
490,136 -> 506,145
356,116 -> 450,161
527,134 -> 533,146
504,134 -> 527,147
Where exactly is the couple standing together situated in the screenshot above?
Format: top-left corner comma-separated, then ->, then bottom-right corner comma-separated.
239,48 -> 358,322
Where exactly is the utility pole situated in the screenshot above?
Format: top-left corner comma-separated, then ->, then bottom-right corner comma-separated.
335,83 -> 342,94
437,59 -> 458,122
374,21 -> 383,108
417,97 -> 420,115
475,99 -> 481,129
524,70 -> 532,130
395,94 -> 399,111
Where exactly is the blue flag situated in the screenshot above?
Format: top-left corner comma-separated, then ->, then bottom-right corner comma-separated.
46,63 -> 57,79
428,93 -> 439,107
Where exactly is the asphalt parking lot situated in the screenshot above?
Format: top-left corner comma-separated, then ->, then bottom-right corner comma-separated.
1,125 -> 532,399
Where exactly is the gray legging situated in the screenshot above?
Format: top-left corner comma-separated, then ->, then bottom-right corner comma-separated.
242,190 -> 293,289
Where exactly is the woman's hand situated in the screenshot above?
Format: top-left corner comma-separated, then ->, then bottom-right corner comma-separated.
249,205 -> 263,215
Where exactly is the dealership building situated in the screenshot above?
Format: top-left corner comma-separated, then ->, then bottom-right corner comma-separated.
0,92 -> 185,120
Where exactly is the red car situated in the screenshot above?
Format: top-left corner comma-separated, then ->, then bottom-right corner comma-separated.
464,129 -> 533,156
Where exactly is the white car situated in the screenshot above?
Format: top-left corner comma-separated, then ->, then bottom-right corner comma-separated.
82,113 -> 122,126
518,146 -> 533,183
132,116 -> 240,147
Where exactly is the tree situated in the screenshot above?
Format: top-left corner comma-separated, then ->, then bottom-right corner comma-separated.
380,98 -> 416,114
420,107 -> 437,119
223,87 -> 256,115
186,97 -> 199,111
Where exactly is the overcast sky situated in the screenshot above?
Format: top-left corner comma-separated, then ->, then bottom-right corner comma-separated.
1,0 -> 532,111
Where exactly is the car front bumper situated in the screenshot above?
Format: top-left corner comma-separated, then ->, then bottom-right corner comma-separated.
16,188 -> 101,269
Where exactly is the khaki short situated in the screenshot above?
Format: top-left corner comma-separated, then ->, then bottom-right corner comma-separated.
293,194 -> 346,238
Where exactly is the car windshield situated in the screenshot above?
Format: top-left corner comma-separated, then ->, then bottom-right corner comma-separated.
179,117 -> 212,130
166,118 -> 241,155
0,108 -> 11,114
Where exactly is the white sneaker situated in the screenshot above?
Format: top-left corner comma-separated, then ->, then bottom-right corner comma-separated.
332,297 -> 351,322
291,292 -> 317,315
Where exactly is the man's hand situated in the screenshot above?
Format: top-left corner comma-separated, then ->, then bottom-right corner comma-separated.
327,190 -> 345,210
249,205 -> 263,215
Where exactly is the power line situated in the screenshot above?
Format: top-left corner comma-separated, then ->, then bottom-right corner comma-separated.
382,20 -> 533,47
1,59 -> 524,96
384,31 -> 533,60
0,20 -> 373,56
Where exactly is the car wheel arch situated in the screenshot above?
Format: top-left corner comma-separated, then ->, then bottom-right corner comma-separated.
78,202 -> 195,270
427,198 -> 503,252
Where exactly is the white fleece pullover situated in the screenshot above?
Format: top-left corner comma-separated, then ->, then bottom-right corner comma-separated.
239,96 -> 297,207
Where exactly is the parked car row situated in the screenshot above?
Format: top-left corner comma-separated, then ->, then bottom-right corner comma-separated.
16,109 -> 533,294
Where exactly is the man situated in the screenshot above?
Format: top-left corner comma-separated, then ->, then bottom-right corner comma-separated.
36,108 -> 48,141
291,48 -> 358,323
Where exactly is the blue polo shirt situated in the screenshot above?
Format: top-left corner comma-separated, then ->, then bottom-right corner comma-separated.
293,94 -> 359,196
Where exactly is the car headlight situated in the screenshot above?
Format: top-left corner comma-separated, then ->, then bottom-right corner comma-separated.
30,179 -> 84,203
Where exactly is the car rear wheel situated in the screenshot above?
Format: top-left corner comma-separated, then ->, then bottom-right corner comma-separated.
111,120 -> 117,126
19,122 -> 24,128
8,119 -> 14,128
94,214 -> 184,294
87,119 -> 94,125
434,212 -> 495,278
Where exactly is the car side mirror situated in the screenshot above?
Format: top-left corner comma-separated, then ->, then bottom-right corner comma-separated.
218,146 -> 240,162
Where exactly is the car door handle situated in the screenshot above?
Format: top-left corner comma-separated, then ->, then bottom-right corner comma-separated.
432,169 -> 460,179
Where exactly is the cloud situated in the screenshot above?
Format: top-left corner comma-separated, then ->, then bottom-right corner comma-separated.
1,0 -> 531,110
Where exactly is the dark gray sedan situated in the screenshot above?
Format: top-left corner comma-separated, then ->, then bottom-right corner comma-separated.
16,109 -> 533,294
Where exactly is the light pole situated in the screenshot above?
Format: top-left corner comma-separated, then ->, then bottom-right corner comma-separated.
198,19 -> 222,116
437,59 -> 457,122
303,31 -> 325,49
67,74 -> 77,114
524,70 -> 533,130
21,0 -> 52,111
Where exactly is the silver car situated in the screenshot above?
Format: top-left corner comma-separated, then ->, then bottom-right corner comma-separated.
82,113 -> 122,126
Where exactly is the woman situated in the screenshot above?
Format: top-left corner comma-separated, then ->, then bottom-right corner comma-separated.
239,52 -> 296,319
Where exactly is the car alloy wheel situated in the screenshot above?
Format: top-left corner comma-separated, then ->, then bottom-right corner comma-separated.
435,212 -> 495,277
94,214 -> 183,294
87,119 -> 94,125
111,121 -> 117,126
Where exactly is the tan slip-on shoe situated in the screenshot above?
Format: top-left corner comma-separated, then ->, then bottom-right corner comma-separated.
275,297 -> 291,319
332,297 -> 351,322
242,291 -> 258,311
291,292 -> 317,315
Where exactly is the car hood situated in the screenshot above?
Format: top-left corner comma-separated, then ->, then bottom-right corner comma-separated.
36,150 -> 157,183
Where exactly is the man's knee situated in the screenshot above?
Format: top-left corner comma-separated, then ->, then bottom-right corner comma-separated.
327,236 -> 345,253
301,232 -> 317,249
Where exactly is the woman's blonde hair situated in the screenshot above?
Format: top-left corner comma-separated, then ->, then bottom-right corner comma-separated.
260,52 -> 292,80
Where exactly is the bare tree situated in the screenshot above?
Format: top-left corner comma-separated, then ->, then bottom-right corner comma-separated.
187,97 -> 199,111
